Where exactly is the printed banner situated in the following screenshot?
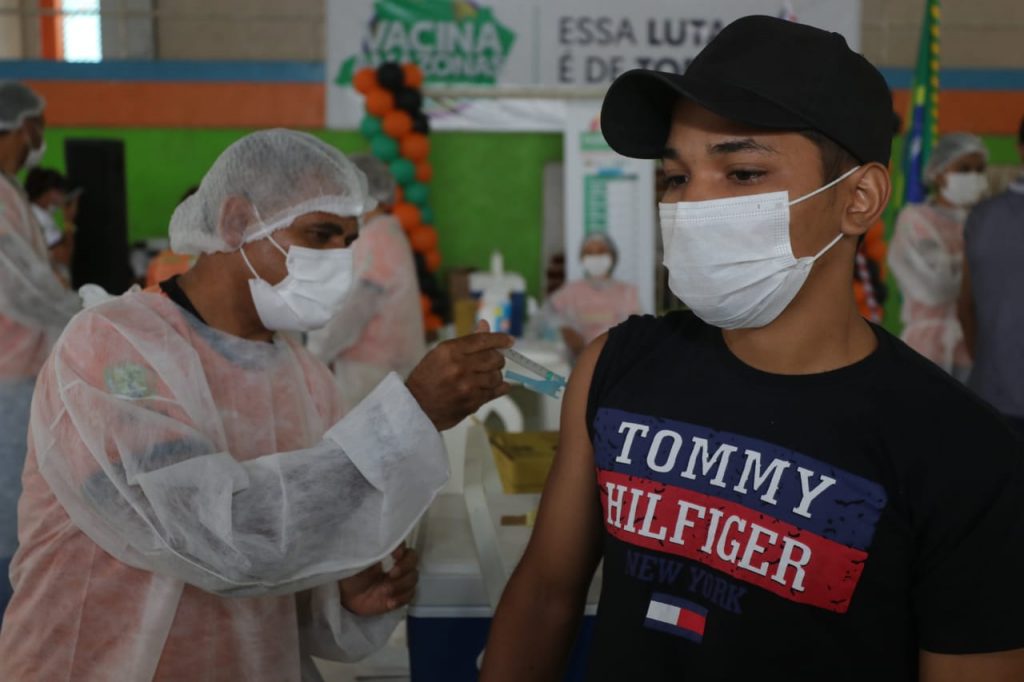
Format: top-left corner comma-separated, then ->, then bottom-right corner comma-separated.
325,0 -> 862,131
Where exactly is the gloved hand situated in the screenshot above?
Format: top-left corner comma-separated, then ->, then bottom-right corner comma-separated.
406,320 -> 513,431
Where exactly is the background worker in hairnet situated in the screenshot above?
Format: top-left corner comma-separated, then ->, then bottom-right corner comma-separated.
307,154 -> 426,410
888,132 -> 989,379
0,129 -> 512,681
0,81 -> 80,618
547,232 -> 640,357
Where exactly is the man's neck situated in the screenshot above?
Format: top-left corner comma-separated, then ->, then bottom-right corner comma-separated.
177,256 -> 274,343
721,253 -> 877,375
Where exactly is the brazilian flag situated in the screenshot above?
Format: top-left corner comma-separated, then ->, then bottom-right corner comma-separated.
883,0 -> 940,331
896,0 -> 941,212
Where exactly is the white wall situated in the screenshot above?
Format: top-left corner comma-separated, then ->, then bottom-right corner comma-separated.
863,0 -> 1024,68
102,0 -> 155,60
1,0 -> 1022,67
153,0 -> 323,60
0,0 -> 23,60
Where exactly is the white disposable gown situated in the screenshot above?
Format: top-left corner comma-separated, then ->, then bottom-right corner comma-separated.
0,172 -> 79,580
0,290 -> 448,681
888,201 -> 971,376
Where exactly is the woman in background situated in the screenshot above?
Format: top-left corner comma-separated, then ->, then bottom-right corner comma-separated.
548,233 -> 640,357
889,132 -> 989,379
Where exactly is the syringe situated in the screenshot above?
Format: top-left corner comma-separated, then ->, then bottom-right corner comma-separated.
499,347 -> 568,399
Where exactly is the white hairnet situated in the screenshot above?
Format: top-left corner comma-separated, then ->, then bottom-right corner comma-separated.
581,231 -> 619,262
0,82 -> 44,132
350,154 -> 397,207
924,133 -> 989,185
169,129 -> 377,255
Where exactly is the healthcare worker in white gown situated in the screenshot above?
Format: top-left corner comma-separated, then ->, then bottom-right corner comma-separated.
0,82 -> 81,618
0,129 -> 512,681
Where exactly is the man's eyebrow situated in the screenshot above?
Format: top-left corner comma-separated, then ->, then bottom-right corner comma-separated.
662,147 -> 679,161
708,138 -> 778,155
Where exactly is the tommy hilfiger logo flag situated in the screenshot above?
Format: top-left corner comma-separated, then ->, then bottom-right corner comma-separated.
645,594 -> 708,642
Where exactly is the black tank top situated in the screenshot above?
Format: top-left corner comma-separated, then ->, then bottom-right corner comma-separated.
583,311 -> 924,681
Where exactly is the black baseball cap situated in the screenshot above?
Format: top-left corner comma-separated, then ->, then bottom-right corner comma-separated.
601,15 -> 893,165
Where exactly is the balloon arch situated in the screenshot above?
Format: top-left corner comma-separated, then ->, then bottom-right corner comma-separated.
354,62 -> 445,334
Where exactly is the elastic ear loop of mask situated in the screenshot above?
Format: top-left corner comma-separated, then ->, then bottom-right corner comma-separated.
239,235 -> 288,281
238,243 -> 261,280
788,165 -> 861,260
788,165 -> 861,208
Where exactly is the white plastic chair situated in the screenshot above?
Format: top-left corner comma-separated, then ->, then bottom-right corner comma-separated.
475,395 -> 524,433
440,396 -> 524,495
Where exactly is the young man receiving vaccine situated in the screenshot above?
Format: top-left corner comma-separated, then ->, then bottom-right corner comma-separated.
482,16 -> 1024,682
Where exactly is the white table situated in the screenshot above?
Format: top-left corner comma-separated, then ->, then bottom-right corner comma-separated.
409,423 -> 600,681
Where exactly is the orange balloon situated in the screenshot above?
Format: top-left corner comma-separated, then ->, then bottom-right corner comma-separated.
365,88 -> 395,117
382,110 -> 414,139
425,313 -> 444,332
400,133 -> 431,162
420,294 -> 433,316
402,63 -> 425,89
415,161 -> 434,183
410,225 -> 438,253
392,202 -> 422,231
353,67 -> 378,94
425,248 -> 442,272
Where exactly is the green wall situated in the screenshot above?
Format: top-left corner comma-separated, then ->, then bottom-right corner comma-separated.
39,128 -> 563,298
37,128 -> 1019,308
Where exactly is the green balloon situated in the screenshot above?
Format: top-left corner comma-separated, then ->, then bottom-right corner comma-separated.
405,182 -> 430,207
419,206 -> 435,224
371,134 -> 399,162
390,158 -> 416,186
360,115 -> 382,139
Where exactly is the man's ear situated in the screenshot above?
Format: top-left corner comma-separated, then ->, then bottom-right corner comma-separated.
843,163 -> 891,238
218,195 -> 258,250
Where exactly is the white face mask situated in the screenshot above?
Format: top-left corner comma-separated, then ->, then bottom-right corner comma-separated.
22,135 -> 45,171
240,234 -> 353,332
941,171 -> 988,208
659,166 -> 860,330
31,203 -> 58,231
581,253 -> 613,279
